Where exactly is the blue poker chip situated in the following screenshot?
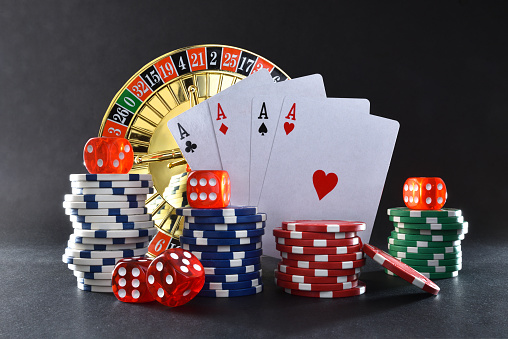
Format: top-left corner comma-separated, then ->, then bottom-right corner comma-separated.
204,270 -> 262,283
182,228 -> 264,239
72,221 -> 154,230
63,201 -> 145,209
69,234 -> 152,245
64,194 -> 147,202
70,180 -> 153,188
198,284 -> 263,297
176,206 -> 258,217
70,214 -> 152,223
199,256 -> 261,268
69,174 -> 152,182
72,227 -> 156,238
65,207 -> 148,216
204,263 -> 262,275
62,254 -> 119,266
72,187 -> 154,195
68,240 -> 148,250
185,213 -> 266,224
73,271 -> 112,279
179,235 -> 262,246
67,263 -> 116,273
181,242 -> 262,253
184,221 -> 266,231
191,249 -> 262,260
203,278 -> 262,290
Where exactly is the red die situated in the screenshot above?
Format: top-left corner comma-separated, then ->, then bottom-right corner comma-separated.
83,137 -> 134,174
403,177 -> 447,210
186,170 -> 230,208
146,248 -> 205,307
112,257 -> 155,303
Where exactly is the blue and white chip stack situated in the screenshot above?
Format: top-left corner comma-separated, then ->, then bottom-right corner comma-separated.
176,206 -> 266,297
62,173 -> 157,293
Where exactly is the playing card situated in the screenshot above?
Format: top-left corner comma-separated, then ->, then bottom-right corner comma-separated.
167,100 -> 222,171
258,97 -> 399,257
249,97 -> 370,205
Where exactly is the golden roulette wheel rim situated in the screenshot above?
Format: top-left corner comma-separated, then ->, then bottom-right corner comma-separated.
98,44 -> 289,241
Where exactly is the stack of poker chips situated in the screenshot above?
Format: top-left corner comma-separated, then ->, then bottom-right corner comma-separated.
176,206 -> 266,297
62,174 -> 157,293
273,220 -> 367,298
386,207 -> 467,279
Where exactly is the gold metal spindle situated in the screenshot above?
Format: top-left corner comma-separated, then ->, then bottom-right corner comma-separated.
188,85 -> 198,108
167,159 -> 187,169
134,148 -> 183,164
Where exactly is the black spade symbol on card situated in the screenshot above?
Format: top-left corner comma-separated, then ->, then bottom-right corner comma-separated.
258,123 -> 268,136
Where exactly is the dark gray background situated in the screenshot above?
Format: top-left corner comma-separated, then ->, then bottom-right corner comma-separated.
0,1 -> 507,338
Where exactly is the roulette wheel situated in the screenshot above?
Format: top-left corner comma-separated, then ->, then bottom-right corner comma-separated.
98,44 -> 289,242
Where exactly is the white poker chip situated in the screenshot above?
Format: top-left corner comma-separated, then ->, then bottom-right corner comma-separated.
68,263 -> 116,273
72,227 -> 157,238
69,234 -> 151,245
70,180 -> 153,188
63,254 -> 130,266
64,247 -> 148,259
70,174 -> 152,181
64,207 -> 147,216
63,201 -> 146,209
77,278 -> 112,287
64,194 -> 147,202
72,187 -> 154,195
73,271 -> 112,280
71,220 -> 154,230
77,282 -> 113,293
67,240 -> 149,251
69,214 -> 151,223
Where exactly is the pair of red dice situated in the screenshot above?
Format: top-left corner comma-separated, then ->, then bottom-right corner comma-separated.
403,177 -> 447,210
111,248 -> 205,307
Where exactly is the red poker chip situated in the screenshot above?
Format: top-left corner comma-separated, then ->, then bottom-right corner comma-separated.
363,243 -> 440,295
282,220 -> 366,233
278,263 -> 361,277
275,270 -> 358,284
275,277 -> 359,291
276,243 -> 362,255
281,257 -> 366,270
283,281 -> 366,298
280,251 -> 364,262
275,236 -> 360,247
273,228 -> 357,240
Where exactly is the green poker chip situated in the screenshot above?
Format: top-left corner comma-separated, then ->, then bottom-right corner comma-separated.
385,268 -> 459,279
390,231 -> 465,242
394,221 -> 468,230
389,215 -> 464,224
388,236 -> 461,248
393,256 -> 462,267
388,249 -> 462,260
409,263 -> 462,273
394,226 -> 468,236
387,207 -> 462,218
388,243 -> 462,254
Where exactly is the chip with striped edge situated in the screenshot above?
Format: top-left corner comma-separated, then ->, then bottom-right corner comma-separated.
385,268 -> 459,280
64,247 -> 148,259
70,180 -> 153,188
77,278 -> 112,286
64,194 -> 147,202
63,201 -> 145,209
72,227 -> 156,238
67,240 -> 149,251
388,236 -> 461,248
70,174 -> 152,182
72,220 -> 154,230
275,270 -> 358,284
179,235 -> 262,246
69,214 -> 152,223
204,263 -> 261,275
363,243 -> 440,295
282,220 -> 366,233
198,284 -> 263,297
388,243 -> 462,254
204,270 -> 262,283
73,271 -> 112,280
407,263 -> 462,273
63,254 -> 128,266
203,278 -> 262,290
387,207 -> 462,218
273,227 -> 357,240
393,226 -> 468,236
191,249 -> 262,260
275,236 -> 360,247
72,187 -> 154,195
184,221 -> 265,231
275,277 -> 358,291
77,282 -> 113,293
280,251 -> 364,262
276,243 -> 362,255
65,207 -> 147,216
176,206 -> 258,217
199,256 -> 261,268
389,215 -> 464,224
387,249 -> 462,260
283,281 -> 366,298
390,231 -> 465,242
68,263 -> 116,273
280,258 -> 365,270
181,242 -> 262,253
69,234 -> 152,245
182,228 -> 265,239
278,263 -> 361,277
394,256 -> 462,267
185,213 -> 267,224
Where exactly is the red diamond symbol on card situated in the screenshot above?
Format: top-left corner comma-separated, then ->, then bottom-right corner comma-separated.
219,123 -> 228,135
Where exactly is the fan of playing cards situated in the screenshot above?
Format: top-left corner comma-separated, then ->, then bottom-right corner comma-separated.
168,69 -> 400,257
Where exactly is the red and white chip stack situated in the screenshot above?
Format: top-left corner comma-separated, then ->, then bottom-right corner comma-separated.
273,220 -> 367,298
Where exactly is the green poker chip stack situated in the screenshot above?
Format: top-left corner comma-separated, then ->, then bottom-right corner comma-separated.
385,207 -> 468,279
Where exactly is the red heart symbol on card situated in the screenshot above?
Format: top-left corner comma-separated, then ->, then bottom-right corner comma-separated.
284,122 -> 294,135
313,170 -> 338,200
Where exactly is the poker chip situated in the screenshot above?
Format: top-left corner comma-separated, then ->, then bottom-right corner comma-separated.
77,278 -> 112,286
191,249 -> 263,260
389,215 -> 464,224
64,194 -> 147,202
184,221 -> 266,231
394,221 -> 468,231
273,227 -> 357,240
69,174 -> 152,181
63,201 -> 145,209
363,244 -> 440,295
280,251 -> 364,262
275,277 -> 358,291
387,207 -> 462,218
385,268 -> 459,280
68,264 -> 116,273
275,236 -> 360,247
388,236 -> 461,248
388,243 -> 462,254
179,235 -> 262,246
407,263 -> 462,273
395,257 -> 462,267
69,234 -> 152,245
198,284 -> 263,297
390,231 -> 465,242
388,249 -> 462,260
72,228 -> 157,238
283,282 -> 366,298
275,270 -> 358,284
69,214 -> 152,223
280,258 -> 366,270
182,228 -> 265,239
199,257 -> 261,268
204,264 -> 262,275
393,226 -> 468,236
70,180 -> 153,188
72,187 -> 154,195
77,282 -> 113,293
67,240 -> 149,251
181,242 -> 262,253
65,207 -> 147,216
185,213 -> 266,224
278,263 -> 361,277
204,270 -> 262,283
282,220 -> 366,233
203,278 -> 262,290
176,206 -> 258,217
63,254 -> 125,266
275,243 -> 362,255
73,271 -> 112,280
64,247 -> 148,259
72,220 -> 154,230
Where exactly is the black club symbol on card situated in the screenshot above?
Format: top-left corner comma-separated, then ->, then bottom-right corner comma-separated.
185,140 -> 197,153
